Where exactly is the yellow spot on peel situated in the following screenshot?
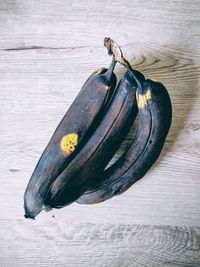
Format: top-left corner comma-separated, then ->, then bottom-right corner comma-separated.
151,79 -> 159,82
94,68 -> 104,75
146,89 -> 151,101
137,89 -> 152,109
60,133 -> 78,156
136,94 -> 146,109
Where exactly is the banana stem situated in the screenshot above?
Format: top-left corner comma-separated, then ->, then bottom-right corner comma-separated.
105,56 -> 116,79
104,37 -> 142,88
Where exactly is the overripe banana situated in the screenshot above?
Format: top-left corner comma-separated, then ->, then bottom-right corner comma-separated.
44,47 -> 145,210
24,55 -> 117,219
24,38 -> 172,218
77,39 -> 172,204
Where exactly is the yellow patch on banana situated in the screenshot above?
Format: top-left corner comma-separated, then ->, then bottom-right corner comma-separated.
94,68 -> 104,75
137,89 -> 152,109
151,79 -> 159,83
60,133 -> 78,156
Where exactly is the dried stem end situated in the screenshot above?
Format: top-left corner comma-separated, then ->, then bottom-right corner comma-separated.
104,37 -> 131,70
104,37 -> 142,88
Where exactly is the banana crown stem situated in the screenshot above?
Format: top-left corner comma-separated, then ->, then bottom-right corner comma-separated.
104,37 -> 142,89
105,56 -> 116,80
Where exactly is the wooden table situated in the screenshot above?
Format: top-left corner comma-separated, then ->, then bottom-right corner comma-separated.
0,0 -> 199,266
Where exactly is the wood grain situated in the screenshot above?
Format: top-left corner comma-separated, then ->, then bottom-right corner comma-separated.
0,220 -> 200,267
0,0 -> 200,265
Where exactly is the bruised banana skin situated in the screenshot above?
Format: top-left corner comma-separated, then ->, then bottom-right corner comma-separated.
24,58 -> 117,219
77,79 -> 172,204
45,70 -> 145,209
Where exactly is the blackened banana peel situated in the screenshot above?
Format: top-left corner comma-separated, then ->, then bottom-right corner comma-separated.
77,39 -> 172,204
24,55 -> 117,219
24,38 -> 172,218
45,70 -> 141,208
77,79 -> 172,204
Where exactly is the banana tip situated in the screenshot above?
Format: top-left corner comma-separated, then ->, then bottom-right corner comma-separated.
24,213 -> 36,220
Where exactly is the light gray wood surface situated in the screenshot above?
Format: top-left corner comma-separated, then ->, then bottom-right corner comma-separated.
0,0 -> 200,266
1,220 -> 200,267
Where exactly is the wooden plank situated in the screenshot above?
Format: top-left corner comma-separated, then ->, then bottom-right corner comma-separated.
0,220 -> 199,267
0,0 -> 199,50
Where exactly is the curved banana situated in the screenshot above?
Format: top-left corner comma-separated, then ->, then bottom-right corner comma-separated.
77,40 -> 172,204
44,68 -> 145,210
77,79 -> 172,204
24,56 -> 117,219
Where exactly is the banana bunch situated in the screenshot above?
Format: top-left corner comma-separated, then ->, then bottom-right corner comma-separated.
24,38 -> 172,219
